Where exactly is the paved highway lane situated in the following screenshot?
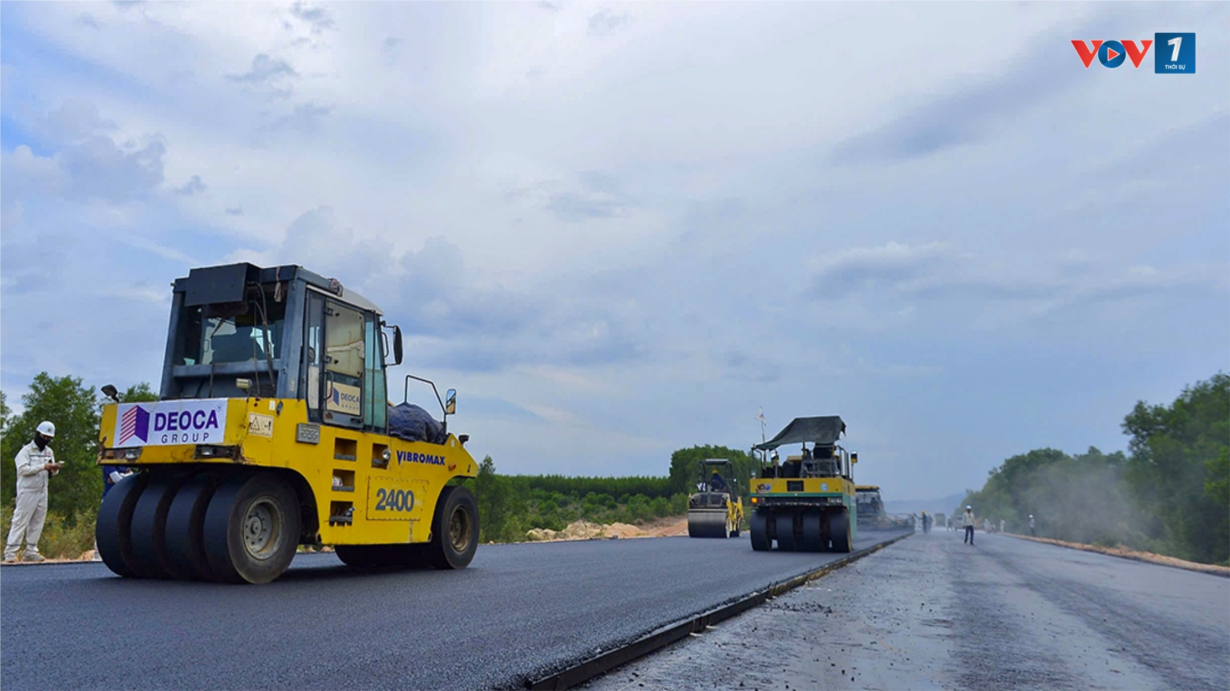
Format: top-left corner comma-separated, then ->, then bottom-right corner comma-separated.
0,530 -> 909,691
584,529 -> 1230,691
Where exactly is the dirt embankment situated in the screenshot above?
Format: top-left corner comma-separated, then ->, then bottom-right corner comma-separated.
1008,533 -> 1230,577
525,517 -> 688,542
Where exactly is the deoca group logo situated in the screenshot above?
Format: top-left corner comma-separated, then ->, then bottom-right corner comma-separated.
113,400 -> 229,447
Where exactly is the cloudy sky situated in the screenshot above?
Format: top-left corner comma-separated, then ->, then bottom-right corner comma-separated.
2,1 -> 1226,500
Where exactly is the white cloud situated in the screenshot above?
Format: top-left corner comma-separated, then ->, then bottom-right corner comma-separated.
1,1 -> 1226,498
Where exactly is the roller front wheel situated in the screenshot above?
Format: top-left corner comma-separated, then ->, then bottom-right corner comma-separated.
203,473 -> 301,584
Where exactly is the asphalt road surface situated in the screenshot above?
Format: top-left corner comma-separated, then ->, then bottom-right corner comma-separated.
0,529 -> 909,691
584,529 -> 1230,691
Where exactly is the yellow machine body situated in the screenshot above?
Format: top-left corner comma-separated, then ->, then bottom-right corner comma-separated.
99,398 -> 476,546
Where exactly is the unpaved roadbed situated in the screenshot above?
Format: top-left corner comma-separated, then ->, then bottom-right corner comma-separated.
583,530 -> 1230,691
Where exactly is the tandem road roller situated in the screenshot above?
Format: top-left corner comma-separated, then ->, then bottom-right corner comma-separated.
748,416 -> 857,552
95,263 -> 480,584
687,459 -> 744,538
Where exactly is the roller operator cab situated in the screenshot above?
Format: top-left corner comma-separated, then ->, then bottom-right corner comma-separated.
95,263 -> 480,584
748,416 -> 857,553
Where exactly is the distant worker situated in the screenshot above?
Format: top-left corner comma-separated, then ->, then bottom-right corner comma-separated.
4,421 -> 62,563
999,519 -> 1005,534
1029,514 -> 1036,537
963,506 -> 975,545
984,518 -> 990,533
709,469 -> 727,492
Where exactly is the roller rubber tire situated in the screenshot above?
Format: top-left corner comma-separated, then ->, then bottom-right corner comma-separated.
830,509 -> 851,552
128,474 -> 190,579
95,473 -> 149,578
750,510 -> 770,551
801,509 -> 824,552
203,472 -> 301,584
164,472 -> 222,580
427,486 -> 478,570
775,512 -> 797,552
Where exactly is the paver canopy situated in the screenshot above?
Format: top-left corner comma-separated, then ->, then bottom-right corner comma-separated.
754,416 -> 846,450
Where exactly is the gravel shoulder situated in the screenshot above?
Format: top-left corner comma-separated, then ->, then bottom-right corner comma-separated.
582,530 -> 1230,691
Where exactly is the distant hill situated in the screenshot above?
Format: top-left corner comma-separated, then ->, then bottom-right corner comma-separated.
884,492 -> 967,517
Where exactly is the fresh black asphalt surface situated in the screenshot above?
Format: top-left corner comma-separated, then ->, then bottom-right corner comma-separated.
585,528 -> 1230,691
0,529 -> 909,691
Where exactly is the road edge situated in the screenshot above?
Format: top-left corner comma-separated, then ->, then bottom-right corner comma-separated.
1003,533 -> 1230,578
525,530 -> 916,690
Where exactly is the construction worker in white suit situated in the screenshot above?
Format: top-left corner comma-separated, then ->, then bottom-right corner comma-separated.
4,421 -> 62,562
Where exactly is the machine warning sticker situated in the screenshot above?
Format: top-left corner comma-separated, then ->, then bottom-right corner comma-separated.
114,399 -> 228,447
247,413 -> 274,438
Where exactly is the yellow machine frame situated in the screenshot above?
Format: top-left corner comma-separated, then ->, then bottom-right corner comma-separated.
99,398 -> 476,546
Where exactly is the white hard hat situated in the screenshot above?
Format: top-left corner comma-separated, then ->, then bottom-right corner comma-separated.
966,505 -> 972,510
36,421 -> 56,438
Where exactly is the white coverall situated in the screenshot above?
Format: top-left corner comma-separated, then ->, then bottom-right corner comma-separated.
4,441 -> 58,559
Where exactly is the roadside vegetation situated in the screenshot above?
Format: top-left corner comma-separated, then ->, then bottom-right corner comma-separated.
1,375 -> 158,559
961,373 -> 1229,566
469,444 -> 760,543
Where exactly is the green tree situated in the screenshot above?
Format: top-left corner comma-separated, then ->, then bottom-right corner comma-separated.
1122,373 -> 1229,564
118,383 -> 160,403
473,456 -> 505,543
668,445 -> 758,495
0,373 -> 103,525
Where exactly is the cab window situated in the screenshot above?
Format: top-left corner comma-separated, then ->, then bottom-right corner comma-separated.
323,302 -> 365,428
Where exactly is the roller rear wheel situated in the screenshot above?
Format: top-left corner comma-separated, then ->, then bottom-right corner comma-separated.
129,474 -> 189,579
427,486 -> 478,570
801,509 -> 824,552
750,510 -> 770,551
775,512 -> 797,552
830,509 -> 851,552
96,473 -> 149,578
164,473 -> 222,580
203,473 -> 301,584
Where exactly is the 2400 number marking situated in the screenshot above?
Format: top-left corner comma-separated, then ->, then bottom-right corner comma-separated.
374,488 -> 415,512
